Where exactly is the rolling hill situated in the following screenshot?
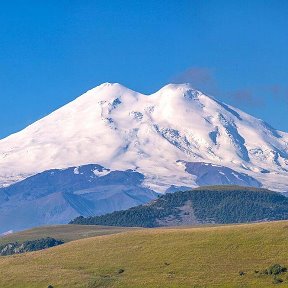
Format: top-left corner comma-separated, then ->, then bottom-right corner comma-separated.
70,186 -> 288,227
0,221 -> 288,287
0,224 -> 135,246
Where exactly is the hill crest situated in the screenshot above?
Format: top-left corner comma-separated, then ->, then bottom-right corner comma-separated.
70,186 -> 288,227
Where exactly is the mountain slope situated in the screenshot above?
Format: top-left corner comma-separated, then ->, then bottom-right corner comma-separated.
1,83 -> 288,191
70,186 -> 288,227
0,162 -> 265,232
0,221 -> 288,287
0,225 -> 135,246
0,164 -> 157,233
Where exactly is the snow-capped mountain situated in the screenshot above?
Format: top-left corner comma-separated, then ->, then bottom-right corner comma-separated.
1,82 -> 288,191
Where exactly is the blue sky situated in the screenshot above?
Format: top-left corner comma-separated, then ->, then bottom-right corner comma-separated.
0,0 -> 287,138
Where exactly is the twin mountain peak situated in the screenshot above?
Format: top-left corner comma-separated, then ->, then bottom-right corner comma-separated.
0,82 -> 287,193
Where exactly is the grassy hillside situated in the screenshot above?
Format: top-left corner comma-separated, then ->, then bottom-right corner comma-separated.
0,224 -> 134,246
70,186 -> 288,227
1,221 -> 288,287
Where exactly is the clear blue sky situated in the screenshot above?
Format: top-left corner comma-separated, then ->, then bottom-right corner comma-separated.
0,0 -> 287,138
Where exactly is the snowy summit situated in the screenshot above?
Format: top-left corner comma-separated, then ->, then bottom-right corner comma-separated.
1,82 -> 288,191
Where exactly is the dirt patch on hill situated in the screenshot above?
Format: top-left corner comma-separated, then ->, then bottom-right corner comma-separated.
156,200 -> 200,226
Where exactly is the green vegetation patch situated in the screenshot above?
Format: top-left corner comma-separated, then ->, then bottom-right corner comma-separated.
70,186 -> 288,227
0,237 -> 64,256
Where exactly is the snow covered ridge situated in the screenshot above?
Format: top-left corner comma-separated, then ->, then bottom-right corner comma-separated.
1,82 -> 288,191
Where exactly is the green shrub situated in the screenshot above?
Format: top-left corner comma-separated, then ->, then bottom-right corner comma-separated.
0,237 -> 64,256
267,264 -> 287,275
117,269 -> 125,274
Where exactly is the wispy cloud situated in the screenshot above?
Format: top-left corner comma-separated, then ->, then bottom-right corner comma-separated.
170,67 -> 288,109
227,85 -> 288,108
171,67 -> 218,95
266,84 -> 288,103
229,89 -> 264,107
